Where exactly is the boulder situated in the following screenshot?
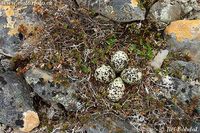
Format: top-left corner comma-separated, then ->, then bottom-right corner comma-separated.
169,60 -> 200,81
157,76 -> 200,113
148,0 -> 182,28
178,0 -> 200,15
24,68 -> 82,111
0,4 -> 42,57
165,20 -> 200,64
82,114 -> 137,133
76,0 -> 146,22
0,71 -> 39,132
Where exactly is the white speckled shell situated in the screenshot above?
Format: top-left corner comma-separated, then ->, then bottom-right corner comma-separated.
108,77 -> 125,101
94,65 -> 116,83
111,51 -> 129,72
121,68 -> 142,84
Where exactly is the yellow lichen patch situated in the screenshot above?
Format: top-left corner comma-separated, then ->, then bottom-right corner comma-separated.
32,68 -> 53,82
131,0 -> 139,7
165,20 -> 200,42
0,5 -> 15,17
19,110 -> 40,132
0,5 -> 16,30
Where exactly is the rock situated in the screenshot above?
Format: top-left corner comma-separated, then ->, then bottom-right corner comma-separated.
148,0 -> 182,28
169,60 -> 200,81
0,58 -> 14,71
121,67 -> 142,84
0,71 -> 39,132
157,76 -> 200,105
150,49 -> 169,69
24,68 -> 82,111
94,65 -> 116,83
111,51 -> 129,73
128,111 -> 156,132
19,111 -> 40,132
107,77 -> 125,102
178,0 -> 200,15
82,114 -> 137,133
188,11 -> 200,19
0,4 -> 42,57
191,121 -> 200,133
165,20 -> 200,64
76,0 -> 145,22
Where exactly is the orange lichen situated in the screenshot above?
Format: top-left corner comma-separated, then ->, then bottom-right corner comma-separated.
165,20 -> 200,42
33,4 -> 44,14
131,0 -> 139,7
19,110 -> 40,132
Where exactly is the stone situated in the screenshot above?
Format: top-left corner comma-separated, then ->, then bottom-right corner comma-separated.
107,77 -> 125,102
165,20 -> 200,64
157,76 -> 200,105
76,0 -> 145,22
150,49 -> 169,69
0,3 -> 42,57
82,114 -> 137,133
191,121 -> 200,133
94,65 -> 116,83
0,58 -> 14,71
0,71 -> 39,132
178,0 -> 200,15
111,51 -> 129,73
24,68 -> 82,111
128,111 -> 156,132
121,67 -> 142,84
188,11 -> 200,19
19,111 -> 40,132
148,0 -> 182,28
169,60 -> 200,81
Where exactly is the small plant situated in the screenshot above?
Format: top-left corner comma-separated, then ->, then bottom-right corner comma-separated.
128,40 -> 154,60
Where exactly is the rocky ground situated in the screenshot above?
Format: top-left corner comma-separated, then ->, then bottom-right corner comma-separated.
0,0 -> 200,132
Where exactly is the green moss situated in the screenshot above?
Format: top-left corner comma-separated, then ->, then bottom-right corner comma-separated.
81,64 -> 91,73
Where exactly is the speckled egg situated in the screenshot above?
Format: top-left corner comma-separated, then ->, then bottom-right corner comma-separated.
94,65 -> 116,83
108,77 -> 125,102
121,68 -> 142,84
111,51 -> 129,72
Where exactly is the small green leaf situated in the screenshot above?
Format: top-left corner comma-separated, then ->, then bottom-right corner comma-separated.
81,65 -> 91,73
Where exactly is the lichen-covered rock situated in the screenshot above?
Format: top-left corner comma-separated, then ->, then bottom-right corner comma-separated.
165,20 -> 200,64
121,68 -> 142,84
108,77 -> 125,102
0,58 -> 14,71
178,0 -> 200,15
94,65 -> 116,83
76,0 -> 145,22
111,51 -> 129,73
169,60 -> 200,81
82,114 -> 137,133
157,76 -> 200,104
128,111 -> 156,132
24,68 -> 82,111
148,0 -> 182,28
0,3 -> 42,57
0,71 -> 39,132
